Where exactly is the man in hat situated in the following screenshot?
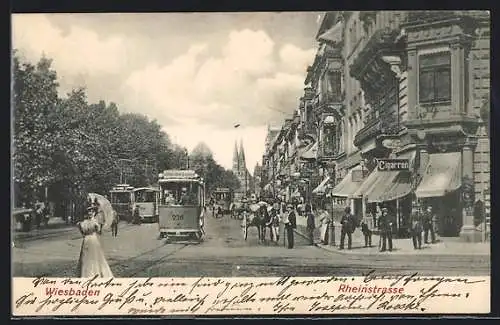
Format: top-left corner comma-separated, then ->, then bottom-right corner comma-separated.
423,205 -> 436,244
410,206 -> 423,249
111,210 -> 119,237
284,204 -> 296,249
340,206 -> 354,250
379,207 -> 393,252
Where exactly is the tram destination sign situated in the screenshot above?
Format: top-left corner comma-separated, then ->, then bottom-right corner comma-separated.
377,158 -> 410,171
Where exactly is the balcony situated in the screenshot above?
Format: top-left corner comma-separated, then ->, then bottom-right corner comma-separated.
349,27 -> 404,105
354,112 -> 402,148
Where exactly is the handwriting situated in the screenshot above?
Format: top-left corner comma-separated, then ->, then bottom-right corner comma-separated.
12,275 -> 487,315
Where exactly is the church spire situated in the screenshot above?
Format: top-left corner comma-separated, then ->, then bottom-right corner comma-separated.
239,139 -> 246,171
232,141 -> 239,173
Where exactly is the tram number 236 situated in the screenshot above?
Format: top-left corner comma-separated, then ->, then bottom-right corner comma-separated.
172,214 -> 184,221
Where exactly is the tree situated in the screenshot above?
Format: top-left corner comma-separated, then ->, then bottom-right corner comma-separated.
13,54 -> 61,205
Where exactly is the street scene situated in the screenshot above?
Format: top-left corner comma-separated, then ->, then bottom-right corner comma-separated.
12,11 -> 490,279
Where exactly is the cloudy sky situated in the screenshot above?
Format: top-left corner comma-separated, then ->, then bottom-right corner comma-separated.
12,12 -> 321,172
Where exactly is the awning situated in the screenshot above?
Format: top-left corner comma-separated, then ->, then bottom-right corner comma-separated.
415,152 -> 462,198
367,151 -> 416,203
313,176 -> 330,195
318,21 -> 343,44
331,165 -> 364,198
299,142 -> 318,161
351,151 -> 416,202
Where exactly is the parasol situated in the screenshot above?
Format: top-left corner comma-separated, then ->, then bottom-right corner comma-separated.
249,204 -> 261,212
88,193 -> 115,230
257,201 -> 268,206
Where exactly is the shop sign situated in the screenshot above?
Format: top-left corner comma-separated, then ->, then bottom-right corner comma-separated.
377,159 -> 410,171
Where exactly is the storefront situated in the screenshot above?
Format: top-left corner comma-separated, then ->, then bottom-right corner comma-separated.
352,150 -> 416,237
415,151 -> 462,237
330,164 -> 365,217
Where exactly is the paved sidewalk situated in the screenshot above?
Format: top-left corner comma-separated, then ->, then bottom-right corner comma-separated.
294,214 -> 490,256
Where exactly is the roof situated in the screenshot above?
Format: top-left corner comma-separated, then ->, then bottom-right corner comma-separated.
111,184 -> 134,191
214,187 -> 231,192
133,187 -> 160,192
158,169 -> 203,183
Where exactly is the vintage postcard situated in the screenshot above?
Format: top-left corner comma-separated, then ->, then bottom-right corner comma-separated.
11,11 -> 491,316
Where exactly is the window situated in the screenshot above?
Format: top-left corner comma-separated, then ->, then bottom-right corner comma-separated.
419,52 -> 451,103
328,71 -> 342,101
160,182 -> 199,206
111,192 -> 131,204
323,124 -> 336,156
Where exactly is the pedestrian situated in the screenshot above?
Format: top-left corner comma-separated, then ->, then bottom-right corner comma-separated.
305,204 -> 315,245
111,210 -> 119,237
270,206 -> 280,243
92,198 -> 105,234
361,216 -> 372,247
133,205 -> 141,224
410,208 -> 423,250
379,207 -> 393,252
284,204 -> 296,249
339,206 -> 354,250
76,207 -> 114,278
423,205 -> 436,244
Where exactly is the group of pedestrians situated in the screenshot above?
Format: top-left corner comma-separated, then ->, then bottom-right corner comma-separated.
410,205 -> 437,249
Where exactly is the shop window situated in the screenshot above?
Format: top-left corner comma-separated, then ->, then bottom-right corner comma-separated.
418,52 -> 451,103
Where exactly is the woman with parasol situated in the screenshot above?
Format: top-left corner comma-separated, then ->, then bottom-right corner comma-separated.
76,206 -> 114,278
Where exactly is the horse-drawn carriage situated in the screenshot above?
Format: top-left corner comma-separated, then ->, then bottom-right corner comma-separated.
241,201 -> 279,242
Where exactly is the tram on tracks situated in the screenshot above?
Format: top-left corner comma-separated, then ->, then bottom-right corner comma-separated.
213,187 -> 233,214
132,187 -> 160,223
157,170 -> 205,242
110,184 -> 134,222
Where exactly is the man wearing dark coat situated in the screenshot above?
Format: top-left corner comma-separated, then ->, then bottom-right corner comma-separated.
340,206 -> 354,250
379,207 -> 393,252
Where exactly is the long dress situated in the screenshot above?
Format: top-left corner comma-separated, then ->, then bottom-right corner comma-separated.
76,218 -> 114,278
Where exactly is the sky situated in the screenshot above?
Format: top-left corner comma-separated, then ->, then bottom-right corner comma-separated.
12,12 -> 321,172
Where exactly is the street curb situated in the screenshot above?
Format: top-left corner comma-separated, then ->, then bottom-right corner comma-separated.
294,228 -> 490,256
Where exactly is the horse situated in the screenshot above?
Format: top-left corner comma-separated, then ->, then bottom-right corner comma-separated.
241,205 -> 270,242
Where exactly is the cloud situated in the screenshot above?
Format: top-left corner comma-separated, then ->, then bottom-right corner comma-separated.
12,16 -> 316,170
166,124 -> 268,171
279,44 -> 316,74
12,14 -> 128,76
123,29 -> 312,128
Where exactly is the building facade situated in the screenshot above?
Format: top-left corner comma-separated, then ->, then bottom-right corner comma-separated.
260,10 -> 490,241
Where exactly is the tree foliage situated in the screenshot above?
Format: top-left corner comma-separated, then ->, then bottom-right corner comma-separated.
189,142 -> 241,194
12,53 -> 236,208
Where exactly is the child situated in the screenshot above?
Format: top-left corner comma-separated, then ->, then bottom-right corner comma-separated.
361,219 -> 372,247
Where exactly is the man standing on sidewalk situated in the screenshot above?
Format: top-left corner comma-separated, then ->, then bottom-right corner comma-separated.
284,204 -> 296,249
339,206 -> 354,250
379,207 -> 393,252
305,204 -> 315,245
423,205 -> 436,244
410,207 -> 423,249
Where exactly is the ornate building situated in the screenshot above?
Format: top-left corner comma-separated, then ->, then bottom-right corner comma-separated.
232,140 -> 250,198
260,10 -> 490,242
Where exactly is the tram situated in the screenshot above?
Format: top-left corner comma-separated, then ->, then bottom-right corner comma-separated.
132,187 -> 160,223
157,170 -> 205,242
109,184 -> 134,222
213,187 -> 233,214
